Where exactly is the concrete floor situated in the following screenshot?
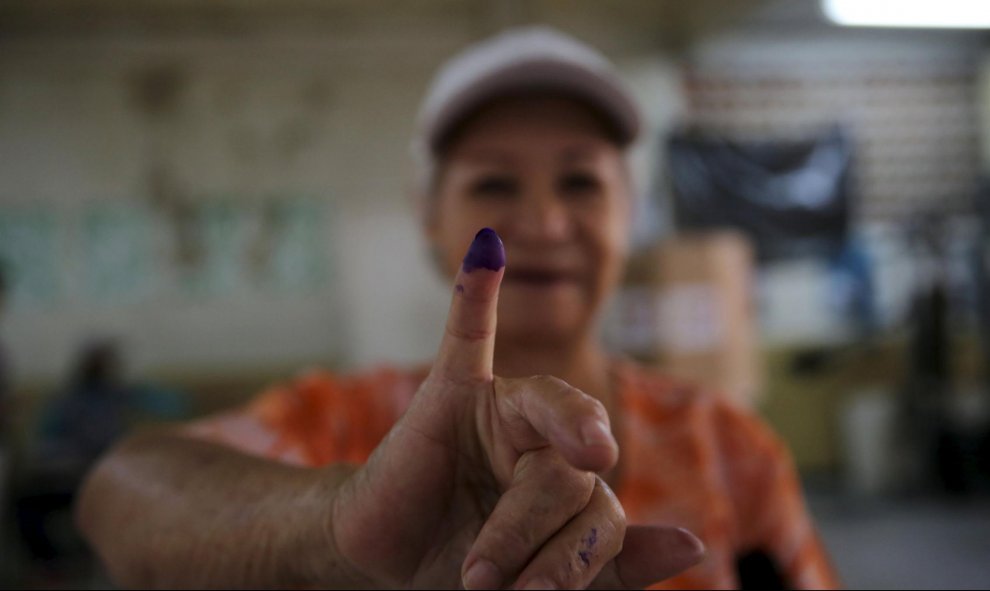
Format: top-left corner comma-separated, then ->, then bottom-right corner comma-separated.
809,493 -> 990,589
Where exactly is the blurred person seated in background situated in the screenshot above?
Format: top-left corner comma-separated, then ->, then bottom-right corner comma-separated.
0,266 -> 9,438
36,340 -> 132,485
16,338 -> 186,569
15,339 -> 131,572
0,266 -> 10,530
75,27 -> 838,590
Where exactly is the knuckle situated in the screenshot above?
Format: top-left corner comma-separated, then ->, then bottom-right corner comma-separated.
585,518 -> 623,563
527,374 -> 568,392
444,323 -> 492,343
597,482 -> 627,537
496,376 -> 529,405
526,517 -> 623,590
570,523 -> 621,585
564,539 -> 602,588
583,395 -> 609,421
599,480 -> 625,519
566,479 -> 596,514
426,372 -> 483,394
488,520 -> 540,553
533,375 -> 605,411
542,465 -> 594,510
523,375 -> 607,417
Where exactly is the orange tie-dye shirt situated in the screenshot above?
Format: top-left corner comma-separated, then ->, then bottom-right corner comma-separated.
190,360 -> 839,590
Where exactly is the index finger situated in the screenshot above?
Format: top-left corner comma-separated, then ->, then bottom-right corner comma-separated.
433,227 -> 505,381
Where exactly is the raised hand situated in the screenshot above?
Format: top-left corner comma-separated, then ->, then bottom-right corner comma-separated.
329,228 -> 703,589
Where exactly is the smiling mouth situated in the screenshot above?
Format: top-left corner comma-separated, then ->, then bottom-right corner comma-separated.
504,269 -> 579,286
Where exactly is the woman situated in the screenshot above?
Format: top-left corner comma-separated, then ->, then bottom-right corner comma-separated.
76,27 -> 838,589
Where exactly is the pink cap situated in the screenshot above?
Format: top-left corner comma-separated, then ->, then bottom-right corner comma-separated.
413,26 -> 642,159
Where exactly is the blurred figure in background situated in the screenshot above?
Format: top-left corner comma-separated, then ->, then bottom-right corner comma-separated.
15,339 -> 186,575
36,340 -> 131,486
0,266 -> 9,442
0,267 -> 8,438
0,266 -> 11,542
15,339 -> 130,572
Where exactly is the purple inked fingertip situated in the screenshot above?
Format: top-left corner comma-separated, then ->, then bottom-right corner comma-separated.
461,228 -> 505,273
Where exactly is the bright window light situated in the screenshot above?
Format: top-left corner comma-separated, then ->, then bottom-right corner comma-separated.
823,0 -> 990,29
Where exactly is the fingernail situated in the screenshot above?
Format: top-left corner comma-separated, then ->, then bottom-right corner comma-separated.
520,578 -> 557,590
581,419 -> 615,448
676,527 -> 707,563
463,559 -> 502,590
462,228 -> 505,273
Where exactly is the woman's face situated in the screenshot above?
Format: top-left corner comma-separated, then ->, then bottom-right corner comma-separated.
427,95 -> 631,346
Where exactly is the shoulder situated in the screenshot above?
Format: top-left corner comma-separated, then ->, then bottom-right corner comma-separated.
192,364 -> 428,465
248,364 -> 427,423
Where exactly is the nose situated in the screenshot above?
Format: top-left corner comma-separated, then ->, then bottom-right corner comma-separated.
512,191 -> 571,243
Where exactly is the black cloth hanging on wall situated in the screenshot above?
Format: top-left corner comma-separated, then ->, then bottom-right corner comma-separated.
668,126 -> 853,262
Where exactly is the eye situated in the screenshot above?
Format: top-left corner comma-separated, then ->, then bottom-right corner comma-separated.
558,171 -> 601,197
469,175 -> 518,198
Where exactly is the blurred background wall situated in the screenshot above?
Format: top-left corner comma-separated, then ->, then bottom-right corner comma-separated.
1,1 -> 990,588
1,0 -> 985,381
0,0 -> 716,387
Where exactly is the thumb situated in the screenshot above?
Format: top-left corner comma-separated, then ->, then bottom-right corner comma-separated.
612,526 -> 705,588
434,228 -> 505,381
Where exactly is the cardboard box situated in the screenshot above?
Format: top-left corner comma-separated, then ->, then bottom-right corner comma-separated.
613,230 -> 762,407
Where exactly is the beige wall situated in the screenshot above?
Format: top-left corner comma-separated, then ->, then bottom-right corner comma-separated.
979,54 -> 990,174
0,9 -> 684,383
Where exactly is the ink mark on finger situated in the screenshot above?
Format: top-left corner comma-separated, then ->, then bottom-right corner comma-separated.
462,228 -> 505,272
577,528 -> 597,568
586,527 -> 598,548
456,284 -> 464,293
